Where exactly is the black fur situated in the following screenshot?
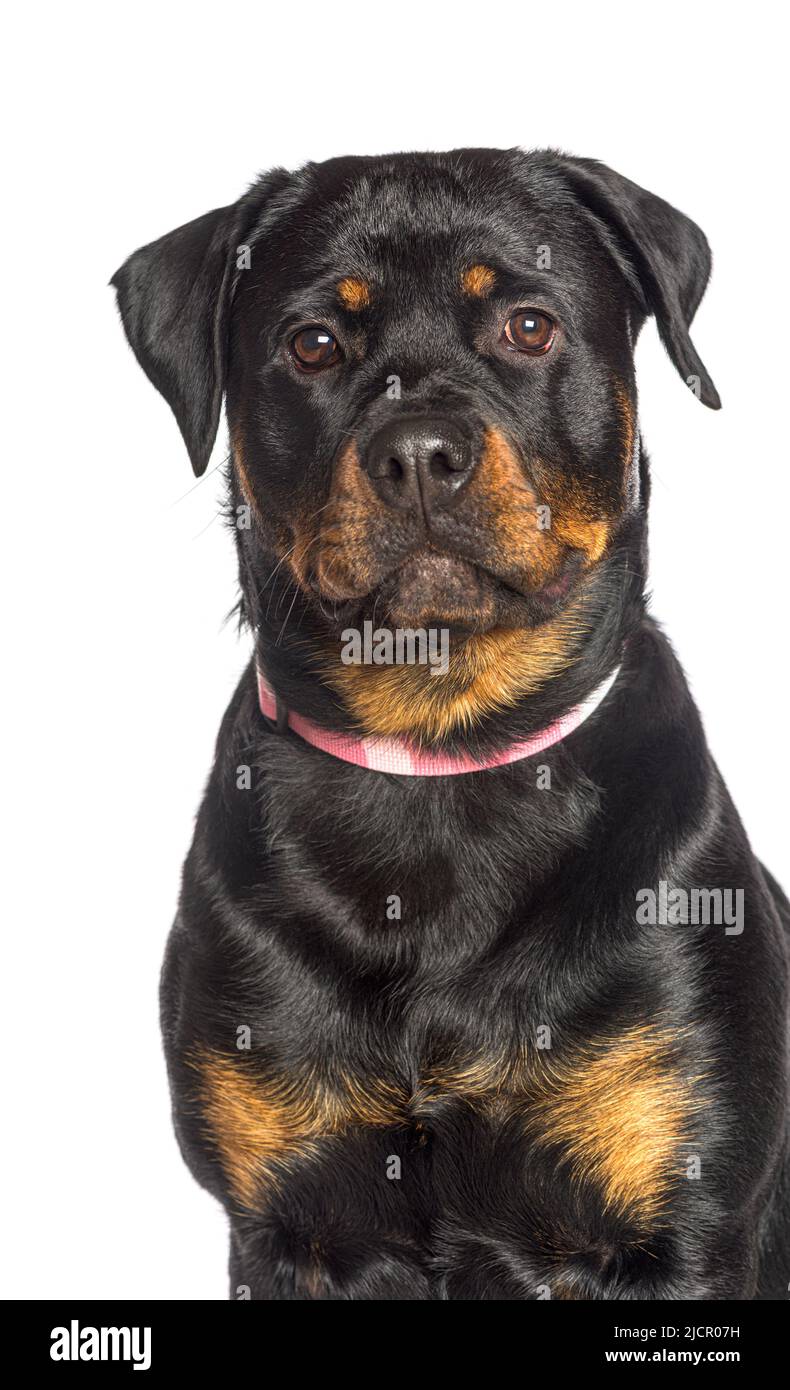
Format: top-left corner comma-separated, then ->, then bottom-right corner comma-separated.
114,148 -> 789,1300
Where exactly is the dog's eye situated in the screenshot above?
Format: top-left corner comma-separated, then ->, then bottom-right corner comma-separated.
289,326 -> 342,371
503,310 -> 556,355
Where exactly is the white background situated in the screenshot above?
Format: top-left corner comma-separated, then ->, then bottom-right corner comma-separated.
2,1 -> 787,1299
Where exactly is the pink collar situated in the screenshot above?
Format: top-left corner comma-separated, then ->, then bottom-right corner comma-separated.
256,663 -> 621,777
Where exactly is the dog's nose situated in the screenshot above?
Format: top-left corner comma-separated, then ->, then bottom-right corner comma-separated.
364,417 -> 475,514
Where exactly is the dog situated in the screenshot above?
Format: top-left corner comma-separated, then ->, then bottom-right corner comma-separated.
113,148 -> 789,1300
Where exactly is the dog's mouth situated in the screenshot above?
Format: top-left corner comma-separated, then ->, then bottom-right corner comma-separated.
377,550 -> 495,630
301,426 -> 614,634
310,543 -> 587,633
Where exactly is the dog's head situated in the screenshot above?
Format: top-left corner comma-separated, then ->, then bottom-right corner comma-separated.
113,149 -> 717,740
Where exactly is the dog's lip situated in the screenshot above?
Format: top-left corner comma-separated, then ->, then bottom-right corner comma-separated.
396,547 -> 478,578
309,544 -> 585,615
308,545 -> 478,602
394,545 -> 583,606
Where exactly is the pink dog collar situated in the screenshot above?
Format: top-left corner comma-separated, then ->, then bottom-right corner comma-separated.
256,663 -> 621,777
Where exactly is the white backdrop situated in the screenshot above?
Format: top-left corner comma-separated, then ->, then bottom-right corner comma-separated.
2,0 -> 787,1299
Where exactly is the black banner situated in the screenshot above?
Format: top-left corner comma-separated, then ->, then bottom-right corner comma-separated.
3,1298 -> 785,1377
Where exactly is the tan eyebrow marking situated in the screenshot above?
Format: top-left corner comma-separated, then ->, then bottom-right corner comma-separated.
336,277 -> 371,311
462,264 -> 496,298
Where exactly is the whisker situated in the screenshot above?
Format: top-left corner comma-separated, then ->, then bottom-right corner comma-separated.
275,581 -> 301,646
169,455 -> 228,507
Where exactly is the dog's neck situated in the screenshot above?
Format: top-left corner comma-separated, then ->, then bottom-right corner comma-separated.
255,659 -> 622,775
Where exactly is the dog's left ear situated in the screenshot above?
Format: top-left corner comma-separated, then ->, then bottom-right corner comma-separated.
111,204 -> 244,476
112,166 -> 295,477
559,156 -> 721,409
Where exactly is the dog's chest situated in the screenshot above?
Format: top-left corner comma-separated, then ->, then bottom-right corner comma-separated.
196,1015 -> 705,1257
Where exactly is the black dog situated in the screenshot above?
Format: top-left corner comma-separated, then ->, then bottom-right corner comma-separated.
113,149 -> 789,1300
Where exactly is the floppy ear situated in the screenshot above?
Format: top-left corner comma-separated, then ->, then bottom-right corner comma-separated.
111,203 -> 243,476
559,156 -> 720,409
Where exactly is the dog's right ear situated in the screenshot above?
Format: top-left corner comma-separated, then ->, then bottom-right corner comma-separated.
555,155 -> 721,410
111,204 -> 242,476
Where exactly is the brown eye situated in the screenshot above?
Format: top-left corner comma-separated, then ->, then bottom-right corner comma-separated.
503,309 -> 556,355
289,326 -> 341,371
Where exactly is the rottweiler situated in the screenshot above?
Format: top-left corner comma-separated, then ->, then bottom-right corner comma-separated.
112,149 -> 789,1300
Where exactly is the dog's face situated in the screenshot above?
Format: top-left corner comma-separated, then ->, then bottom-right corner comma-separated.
114,148 -> 718,643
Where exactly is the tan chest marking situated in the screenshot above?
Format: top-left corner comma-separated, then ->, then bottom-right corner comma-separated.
192,1049 -> 406,1209
528,1026 -> 706,1225
194,1026 -> 705,1226
418,1026 -> 707,1227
